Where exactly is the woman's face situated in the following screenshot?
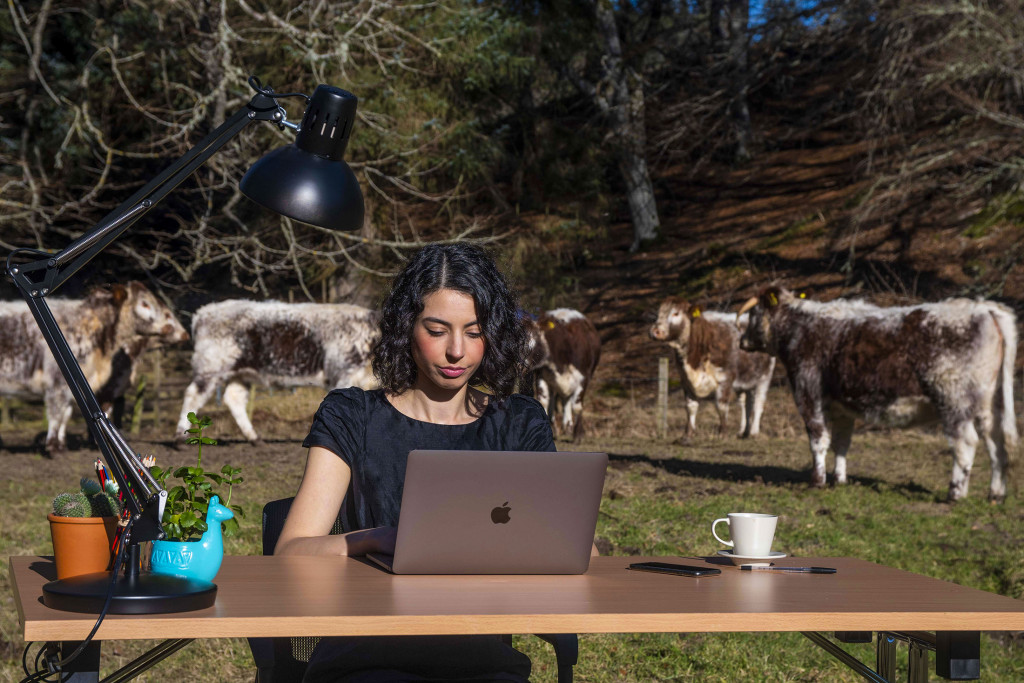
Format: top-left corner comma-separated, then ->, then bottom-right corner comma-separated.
411,288 -> 486,391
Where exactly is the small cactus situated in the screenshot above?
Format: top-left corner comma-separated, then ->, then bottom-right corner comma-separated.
88,492 -> 121,517
80,477 -> 102,496
52,479 -> 122,518
52,492 -> 91,518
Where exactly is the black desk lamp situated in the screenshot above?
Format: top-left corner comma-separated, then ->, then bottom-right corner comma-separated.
6,76 -> 364,615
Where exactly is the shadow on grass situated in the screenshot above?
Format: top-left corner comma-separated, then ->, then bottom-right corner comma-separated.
607,452 -> 934,497
0,431 -> 96,457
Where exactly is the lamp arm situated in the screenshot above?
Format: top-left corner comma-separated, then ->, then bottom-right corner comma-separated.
8,292 -> 158,528
5,85 -> 287,543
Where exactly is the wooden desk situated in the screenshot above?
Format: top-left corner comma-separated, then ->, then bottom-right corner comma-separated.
12,555 -> 1024,680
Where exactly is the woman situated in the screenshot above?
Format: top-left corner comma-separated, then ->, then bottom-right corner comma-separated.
277,242 -> 554,682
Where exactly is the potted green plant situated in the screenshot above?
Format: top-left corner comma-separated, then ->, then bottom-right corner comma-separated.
48,479 -> 122,579
148,412 -> 244,582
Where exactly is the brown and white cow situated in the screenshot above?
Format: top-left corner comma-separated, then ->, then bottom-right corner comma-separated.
525,308 -> 601,441
738,286 -> 1018,501
649,297 -> 775,438
175,300 -> 380,444
0,282 -> 189,454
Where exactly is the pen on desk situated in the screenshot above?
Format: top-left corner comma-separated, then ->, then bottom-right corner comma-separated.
740,565 -> 837,574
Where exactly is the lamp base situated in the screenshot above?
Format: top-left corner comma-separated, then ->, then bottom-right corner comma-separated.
42,571 -> 217,614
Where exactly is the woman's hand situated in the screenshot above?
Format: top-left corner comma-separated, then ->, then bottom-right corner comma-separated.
344,526 -> 397,557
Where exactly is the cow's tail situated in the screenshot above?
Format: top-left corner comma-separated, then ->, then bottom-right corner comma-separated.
991,304 -> 1018,452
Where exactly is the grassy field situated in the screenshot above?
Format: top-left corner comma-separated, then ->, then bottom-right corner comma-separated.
2,384 -> 1023,682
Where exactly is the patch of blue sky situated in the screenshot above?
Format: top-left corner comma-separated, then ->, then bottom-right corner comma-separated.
610,0 -> 864,30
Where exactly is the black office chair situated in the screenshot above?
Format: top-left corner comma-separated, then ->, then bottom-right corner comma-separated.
248,497 -> 579,683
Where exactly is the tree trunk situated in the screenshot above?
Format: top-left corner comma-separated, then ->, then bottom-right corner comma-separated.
512,85 -> 537,206
709,0 -> 728,50
590,0 -> 661,251
612,74 -> 660,250
726,0 -> 751,162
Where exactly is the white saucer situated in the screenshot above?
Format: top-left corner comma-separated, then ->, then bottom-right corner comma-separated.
717,549 -> 787,566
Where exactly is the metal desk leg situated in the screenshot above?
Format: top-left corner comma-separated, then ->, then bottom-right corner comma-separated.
876,633 -> 897,681
908,640 -> 929,683
42,639 -> 193,683
935,632 -> 980,680
56,641 -> 101,683
802,632 -> 890,683
101,639 -> 194,682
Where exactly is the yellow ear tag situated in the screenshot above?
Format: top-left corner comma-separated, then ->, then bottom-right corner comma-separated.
692,308 -> 701,318
799,292 -> 806,299
768,292 -> 778,307
546,321 -> 556,329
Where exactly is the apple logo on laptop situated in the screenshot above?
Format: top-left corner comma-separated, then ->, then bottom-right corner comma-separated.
491,502 -> 511,524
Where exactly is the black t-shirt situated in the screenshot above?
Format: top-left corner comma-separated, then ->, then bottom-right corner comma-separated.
302,387 -> 556,531
299,387 -> 555,682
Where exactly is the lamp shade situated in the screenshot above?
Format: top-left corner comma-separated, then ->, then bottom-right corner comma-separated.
240,85 -> 365,231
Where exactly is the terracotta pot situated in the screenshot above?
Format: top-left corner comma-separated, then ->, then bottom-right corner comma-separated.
47,513 -> 118,579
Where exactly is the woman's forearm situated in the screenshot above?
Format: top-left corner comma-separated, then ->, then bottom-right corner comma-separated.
275,527 -> 394,557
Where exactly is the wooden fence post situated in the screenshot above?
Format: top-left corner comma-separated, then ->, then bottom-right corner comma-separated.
130,375 -> 147,435
657,357 -> 669,439
152,353 -> 162,431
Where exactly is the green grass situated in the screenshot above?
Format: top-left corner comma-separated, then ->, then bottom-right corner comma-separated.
3,387 -> 1024,681
964,192 -> 1024,239
755,214 -> 828,251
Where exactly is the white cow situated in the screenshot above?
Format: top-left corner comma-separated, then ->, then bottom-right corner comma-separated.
525,308 -> 601,441
0,282 -> 189,454
739,286 -> 1017,501
175,300 -> 379,444
649,297 -> 775,438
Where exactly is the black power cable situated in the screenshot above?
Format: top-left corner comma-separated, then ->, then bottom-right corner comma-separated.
19,516 -> 136,683
247,75 -> 309,102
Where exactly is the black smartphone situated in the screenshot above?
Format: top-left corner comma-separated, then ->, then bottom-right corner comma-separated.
628,562 -> 722,577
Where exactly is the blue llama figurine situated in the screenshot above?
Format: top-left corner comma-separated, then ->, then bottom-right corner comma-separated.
150,495 -> 234,583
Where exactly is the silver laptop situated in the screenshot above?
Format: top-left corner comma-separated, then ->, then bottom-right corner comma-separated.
366,450 -> 608,574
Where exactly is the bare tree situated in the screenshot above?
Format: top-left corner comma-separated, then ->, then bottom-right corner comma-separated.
574,0 -> 661,251
725,0 -> 752,162
0,0 -> 503,299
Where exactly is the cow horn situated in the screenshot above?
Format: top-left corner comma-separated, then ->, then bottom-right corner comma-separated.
737,296 -> 759,319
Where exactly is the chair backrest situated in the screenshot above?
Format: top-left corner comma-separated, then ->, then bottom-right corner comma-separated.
263,497 -> 349,555
253,496 -> 348,681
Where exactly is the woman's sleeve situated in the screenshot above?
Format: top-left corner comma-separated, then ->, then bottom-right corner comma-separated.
301,388 -> 366,466
513,395 -> 557,452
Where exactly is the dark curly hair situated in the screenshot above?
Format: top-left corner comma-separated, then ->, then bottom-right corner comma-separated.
371,242 -> 529,402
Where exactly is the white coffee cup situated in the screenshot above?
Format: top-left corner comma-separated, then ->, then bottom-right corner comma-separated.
712,512 -> 778,557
